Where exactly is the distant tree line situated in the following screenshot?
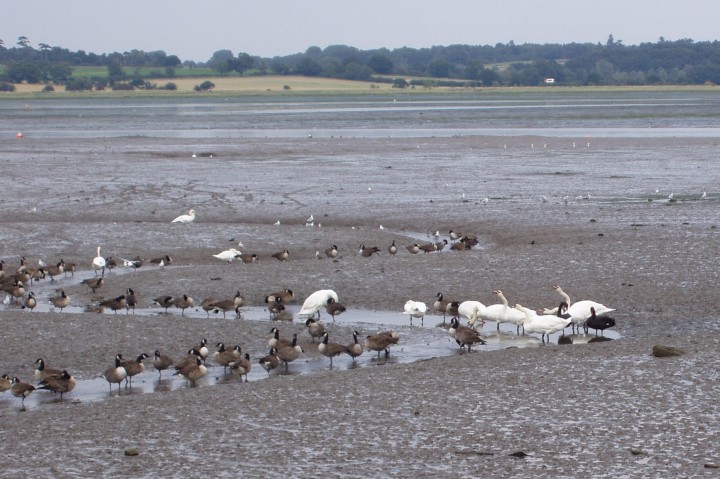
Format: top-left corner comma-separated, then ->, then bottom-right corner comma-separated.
2,34 -> 720,91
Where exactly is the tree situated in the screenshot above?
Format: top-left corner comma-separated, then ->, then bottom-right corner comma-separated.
194,80 -> 215,91
17,36 -> 30,48
368,54 -> 393,74
392,77 -> 409,88
107,60 -> 125,81
234,52 -> 255,75
5,62 -> 44,83
208,49 -> 234,70
295,58 -> 322,76
428,59 -> 451,78
341,62 -> 372,81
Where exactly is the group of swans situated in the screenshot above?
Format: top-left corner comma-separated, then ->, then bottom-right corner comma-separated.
405,286 -> 615,341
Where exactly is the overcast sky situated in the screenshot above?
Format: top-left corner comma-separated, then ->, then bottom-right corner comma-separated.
2,0 -> 717,62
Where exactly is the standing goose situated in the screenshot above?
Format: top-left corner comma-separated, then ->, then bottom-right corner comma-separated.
269,288 -> 294,304
152,295 -> 174,313
61,259 -> 76,277
0,374 -> 12,393
174,349 -> 203,371
346,331 -> 364,361
324,244 -> 339,259
319,332 -> 349,367
201,297 -> 216,317
586,307 -> 616,336
104,257 -> 118,273
479,290 -> 526,333
388,240 -> 398,255
82,276 -> 104,293
268,327 -> 291,350
152,350 -> 174,377
364,331 -> 400,357
230,353 -> 252,381
22,292 -> 37,312
92,247 -> 106,276
324,297 -> 347,322
305,318 -> 326,343
174,294 -> 194,315
299,289 -> 339,319
34,358 -> 63,382
99,294 -> 127,314
51,289 -> 71,312
210,298 -> 236,318
11,377 -> 35,406
213,343 -> 242,373
174,357 -> 207,386
265,295 -> 285,319
45,261 -> 64,281
171,209 -> 196,224
233,291 -> 246,308
272,249 -> 290,261
448,317 -> 486,351
38,370 -> 76,399
258,348 -> 280,376
434,293 -> 453,323
103,354 -> 127,390
194,338 -> 210,362
125,288 -> 138,314
120,353 -> 149,387
403,300 -> 428,326
276,333 -> 304,371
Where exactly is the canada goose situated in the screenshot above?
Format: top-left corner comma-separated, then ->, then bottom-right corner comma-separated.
446,301 -> 461,320
37,369 -> 76,399
258,348 -> 280,376
272,249 -> 290,261
210,298 -> 236,318
152,350 -> 174,377
175,349 -> 203,371
0,374 -> 12,392
276,334 -> 303,370
233,291 -> 246,308
461,234 -> 479,247
51,289 -> 70,312
299,289 -> 339,318
105,256 -> 117,273
305,317 -> 326,343
268,327 -> 291,350
213,248 -> 242,264
11,377 -> 35,405
586,307 -> 616,336
45,261 -> 64,280
448,317 -> 486,351
325,244 -> 339,258
152,295 -> 174,313
403,300 -> 427,326
174,294 -> 194,315
346,331 -> 364,360
449,230 -> 462,241
388,240 -> 398,255
82,276 -> 104,293
22,292 -> 37,312
174,357 -> 207,386
200,297 -> 216,317
92,247 -> 106,276
195,338 -> 210,362
171,209 -> 196,224
364,331 -> 400,357
125,288 -> 138,314
61,259 -> 76,277
319,332 -> 349,367
406,243 -> 420,254
273,288 -> 295,303
450,241 -> 468,251
230,353 -> 252,381
99,294 -> 127,314
359,244 -> 381,257
265,295 -> 285,319
34,358 -> 63,382
325,297 -> 347,322
120,353 -> 149,387
103,354 -> 127,390
3,281 -> 25,304
274,309 -> 294,322
213,343 -> 242,372
25,266 -> 45,285
434,293 -> 451,322
418,242 -> 437,253
241,253 -> 258,264
435,239 -> 449,251
150,255 -> 172,266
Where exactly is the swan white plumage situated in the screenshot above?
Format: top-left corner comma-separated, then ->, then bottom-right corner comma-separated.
516,303 -> 572,343
92,246 -> 106,276
480,290 -> 527,333
543,285 -> 615,332
299,289 -> 338,319
458,301 -> 486,328
171,209 -> 196,224
403,300 -> 427,326
213,248 -> 242,264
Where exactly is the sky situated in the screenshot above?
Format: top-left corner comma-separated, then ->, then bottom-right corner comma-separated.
2,0 -> 718,62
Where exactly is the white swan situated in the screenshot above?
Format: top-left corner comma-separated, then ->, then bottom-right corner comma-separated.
213,248 -> 242,264
403,300 -> 427,326
171,209 -> 196,224
516,304 -> 571,343
480,290 -> 526,333
544,285 -> 615,332
299,289 -> 338,319
458,301 -> 486,328
92,246 -> 106,276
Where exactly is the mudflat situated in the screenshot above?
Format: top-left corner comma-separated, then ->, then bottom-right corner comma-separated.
0,133 -> 718,477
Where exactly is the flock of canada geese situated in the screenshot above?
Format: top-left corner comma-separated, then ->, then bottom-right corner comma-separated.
0,217 -> 617,407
